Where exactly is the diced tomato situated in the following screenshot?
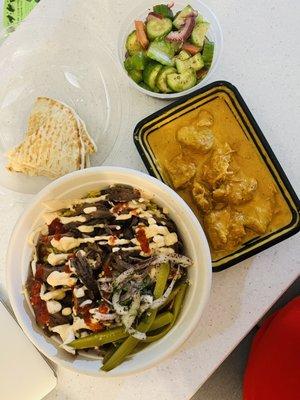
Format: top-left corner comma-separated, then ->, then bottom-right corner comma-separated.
28,278 -> 50,327
103,262 -> 112,278
35,264 -> 45,280
136,227 -> 150,254
112,202 -> 128,214
99,304 -> 109,314
135,20 -> 149,49
86,320 -> 104,332
63,263 -> 72,273
108,236 -> 117,246
79,304 -> 104,332
48,218 -> 66,236
182,42 -> 200,55
40,235 -> 51,245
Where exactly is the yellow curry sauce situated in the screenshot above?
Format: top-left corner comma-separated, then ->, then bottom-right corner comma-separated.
148,96 -> 292,259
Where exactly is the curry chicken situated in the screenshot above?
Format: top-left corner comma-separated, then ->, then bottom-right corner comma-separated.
148,98 -> 292,259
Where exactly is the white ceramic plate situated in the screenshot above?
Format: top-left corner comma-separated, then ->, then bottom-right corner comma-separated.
6,167 -> 211,376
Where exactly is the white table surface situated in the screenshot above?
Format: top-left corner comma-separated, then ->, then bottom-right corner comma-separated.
0,1 -> 299,399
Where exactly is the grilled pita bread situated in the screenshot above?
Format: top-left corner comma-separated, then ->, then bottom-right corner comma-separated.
6,97 -> 97,179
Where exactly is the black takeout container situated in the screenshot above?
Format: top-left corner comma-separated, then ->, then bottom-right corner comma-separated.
133,81 -> 300,271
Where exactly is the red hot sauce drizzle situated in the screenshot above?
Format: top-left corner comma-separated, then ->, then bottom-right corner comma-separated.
28,278 -> 50,327
136,227 -> 150,254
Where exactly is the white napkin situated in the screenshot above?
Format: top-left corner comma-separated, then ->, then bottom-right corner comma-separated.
0,301 -> 57,400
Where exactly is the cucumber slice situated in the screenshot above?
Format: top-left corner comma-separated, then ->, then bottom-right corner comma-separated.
167,69 -> 197,92
146,39 -> 175,66
169,41 -> 182,54
128,69 -> 143,83
153,4 -> 174,19
143,62 -> 163,90
146,18 -> 172,41
176,50 -> 191,61
124,52 -> 148,71
139,81 -> 153,91
191,22 -> 209,49
156,66 -> 176,93
195,15 -> 205,24
202,41 -> 214,68
126,31 -> 143,55
173,5 -> 195,29
175,53 -> 204,73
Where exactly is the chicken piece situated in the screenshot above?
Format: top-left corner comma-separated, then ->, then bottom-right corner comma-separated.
243,200 -> 274,234
192,181 -> 212,213
228,212 -> 247,248
213,175 -> 258,205
176,126 -> 214,153
204,208 -> 231,249
196,110 -> 214,127
165,153 -> 196,189
202,143 -> 233,188
204,208 -> 246,250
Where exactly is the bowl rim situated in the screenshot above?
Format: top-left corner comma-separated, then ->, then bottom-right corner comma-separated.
117,0 -> 223,99
6,166 -> 212,376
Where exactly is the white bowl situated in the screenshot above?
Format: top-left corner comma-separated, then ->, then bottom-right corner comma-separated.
6,167 -> 211,376
118,0 -> 223,99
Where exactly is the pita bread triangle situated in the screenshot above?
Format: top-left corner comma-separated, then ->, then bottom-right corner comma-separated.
6,97 -> 96,179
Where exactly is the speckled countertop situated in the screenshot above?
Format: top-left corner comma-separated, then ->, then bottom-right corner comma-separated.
0,1 -> 299,399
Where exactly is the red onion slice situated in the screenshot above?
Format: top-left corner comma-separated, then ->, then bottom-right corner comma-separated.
166,16 -> 196,42
146,11 -> 163,22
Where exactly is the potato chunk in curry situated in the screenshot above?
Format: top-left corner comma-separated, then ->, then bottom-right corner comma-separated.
177,126 -> 214,153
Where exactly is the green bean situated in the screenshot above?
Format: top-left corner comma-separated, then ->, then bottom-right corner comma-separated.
69,327 -> 127,350
101,263 -> 170,372
101,312 -> 173,365
69,311 -> 173,350
154,262 -> 171,299
144,283 -> 187,343
102,341 -> 124,364
150,311 -> 173,331
158,284 -> 183,310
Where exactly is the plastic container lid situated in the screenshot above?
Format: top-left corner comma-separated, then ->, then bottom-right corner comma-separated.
0,18 -> 126,194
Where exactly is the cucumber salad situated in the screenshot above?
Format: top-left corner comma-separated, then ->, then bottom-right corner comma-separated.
124,3 -> 214,94
26,184 -> 192,371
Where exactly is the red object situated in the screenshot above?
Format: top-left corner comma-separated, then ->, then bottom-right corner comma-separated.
99,304 -> 109,314
112,202 -> 128,214
78,304 -> 104,332
146,12 -> 163,22
48,218 -> 66,236
166,16 -> 195,42
28,278 -> 50,327
103,261 -> 112,278
136,227 -> 150,254
182,42 -> 200,55
134,20 -> 149,49
243,296 -> 300,400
